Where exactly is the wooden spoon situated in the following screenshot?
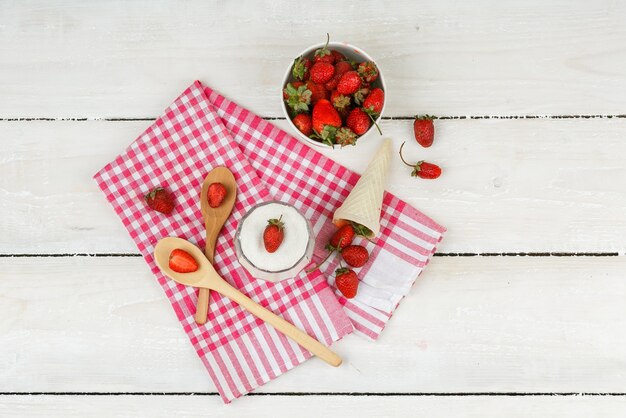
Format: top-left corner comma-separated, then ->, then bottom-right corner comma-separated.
154,237 -> 342,367
195,166 -> 237,325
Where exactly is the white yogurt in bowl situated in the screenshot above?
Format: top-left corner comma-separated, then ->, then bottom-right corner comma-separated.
234,201 -> 314,282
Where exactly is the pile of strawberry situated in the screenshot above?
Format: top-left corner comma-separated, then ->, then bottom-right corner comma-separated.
283,35 -> 384,147
308,221 -> 373,299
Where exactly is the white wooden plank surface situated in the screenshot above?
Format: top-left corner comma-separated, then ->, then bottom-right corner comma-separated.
2,0 -> 626,415
2,256 -> 625,393
2,1 -> 626,118
2,395 -> 626,418
1,118 -> 624,254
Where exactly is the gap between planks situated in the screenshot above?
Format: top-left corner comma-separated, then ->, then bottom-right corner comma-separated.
1,114 -> 626,122
2,392 -> 626,397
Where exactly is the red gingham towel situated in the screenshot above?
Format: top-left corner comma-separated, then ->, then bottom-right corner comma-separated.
94,82 -> 353,403
94,81 -> 445,402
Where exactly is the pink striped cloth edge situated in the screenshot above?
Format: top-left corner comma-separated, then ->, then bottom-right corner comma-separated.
93,82 -> 354,403
201,82 -> 446,340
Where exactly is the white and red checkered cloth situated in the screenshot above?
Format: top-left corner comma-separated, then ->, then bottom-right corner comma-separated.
94,81 -> 444,403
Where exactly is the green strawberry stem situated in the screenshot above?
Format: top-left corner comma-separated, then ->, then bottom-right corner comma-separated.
351,221 -> 376,243
306,249 -> 335,274
305,234 -> 350,273
367,113 -> 383,135
399,142 -> 414,168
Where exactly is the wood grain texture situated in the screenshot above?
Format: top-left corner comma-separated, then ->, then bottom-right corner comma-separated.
2,395 -> 626,417
2,1 -> 626,414
0,118 -> 624,254
2,256 -> 625,393
1,1 -> 626,117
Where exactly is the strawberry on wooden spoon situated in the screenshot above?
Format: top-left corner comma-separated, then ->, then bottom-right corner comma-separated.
207,182 -> 227,208
169,249 -> 199,273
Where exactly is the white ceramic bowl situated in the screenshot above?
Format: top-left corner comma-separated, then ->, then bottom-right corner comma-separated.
234,200 -> 315,282
281,41 -> 386,148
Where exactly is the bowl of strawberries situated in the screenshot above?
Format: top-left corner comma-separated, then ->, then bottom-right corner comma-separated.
281,35 -> 386,148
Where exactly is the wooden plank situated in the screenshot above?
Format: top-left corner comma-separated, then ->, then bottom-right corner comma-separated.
1,394 -> 625,417
1,256 -> 625,393
1,118 -> 624,253
2,1 -> 626,117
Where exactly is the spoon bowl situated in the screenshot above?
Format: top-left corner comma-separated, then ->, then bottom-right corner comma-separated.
154,237 -> 215,287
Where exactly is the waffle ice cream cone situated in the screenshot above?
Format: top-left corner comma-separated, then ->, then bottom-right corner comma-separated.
333,139 -> 392,237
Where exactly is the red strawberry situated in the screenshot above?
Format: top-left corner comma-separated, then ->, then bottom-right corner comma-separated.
335,268 -> 359,299
341,245 -> 369,267
346,108 -> 371,135
283,82 -> 311,114
329,224 -> 355,250
357,61 -> 379,83
310,61 -> 335,84
282,81 -> 304,99
292,56 -> 312,81
324,60 -> 353,90
331,50 -> 346,63
335,127 -> 358,147
263,216 -> 285,253
333,219 -> 350,228
353,85 -> 370,105
413,161 -> 442,179
314,33 -> 334,63
292,113 -> 312,136
330,90 -> 351,110
362,88 -> 384,116
413,115 -> 435,147
306,81 -> 330,105
169,249 -> 199,273
399,142 -> 442,179
144,187 -> 175,214
207,182 -> 227,208
312,99 -> 342,134
337,71 -> 362,95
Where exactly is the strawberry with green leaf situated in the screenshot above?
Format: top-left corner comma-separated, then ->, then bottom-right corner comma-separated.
362,88 -> 384,117
399,142 -> 442,179
353,85 -> 370,106
311,99 -> 342,146
357,61 -> 379,83
292,56 -> 312,81
335,127 -> 358,147
283,82 -> 312,114
314,33 -> 334,63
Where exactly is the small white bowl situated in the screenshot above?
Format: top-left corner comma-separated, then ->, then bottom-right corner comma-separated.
234,200 -> 315,282
281,41 -> 386,148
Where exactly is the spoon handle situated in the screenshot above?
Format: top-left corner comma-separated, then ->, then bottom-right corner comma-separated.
195,217 -> 220,325
211,279 -> 342,367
